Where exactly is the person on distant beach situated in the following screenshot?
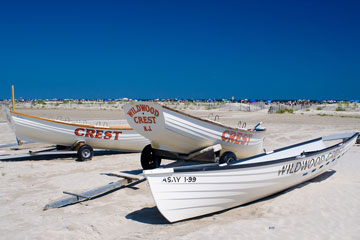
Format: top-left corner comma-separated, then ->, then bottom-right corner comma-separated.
268,106 -> 273,114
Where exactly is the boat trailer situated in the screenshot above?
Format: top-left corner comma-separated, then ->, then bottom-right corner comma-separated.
0,144 -> 126,162
141,144 -> 223,169
0,147 -> 79,161
44,171 -> 145,210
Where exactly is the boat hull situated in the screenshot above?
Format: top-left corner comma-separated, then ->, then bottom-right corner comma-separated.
7,110 -> 150,152
124,102 -> 265,159
144,132 -> 358,222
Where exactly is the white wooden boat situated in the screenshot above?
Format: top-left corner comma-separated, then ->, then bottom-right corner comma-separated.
5,110 -> 150,160
123,102 -> 266,169
144,132 -> 359,222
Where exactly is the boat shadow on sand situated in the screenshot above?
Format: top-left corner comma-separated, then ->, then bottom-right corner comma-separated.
126,207 -> 170,225
125,170 -> 336,225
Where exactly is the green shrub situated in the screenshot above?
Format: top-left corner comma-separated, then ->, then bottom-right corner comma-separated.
276,109 -> 286,114
340,115 -> 360,118
276,108 -> 294,114
35,100 -> 46,105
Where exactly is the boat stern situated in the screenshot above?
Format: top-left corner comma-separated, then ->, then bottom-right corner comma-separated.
123,102 -> 166,143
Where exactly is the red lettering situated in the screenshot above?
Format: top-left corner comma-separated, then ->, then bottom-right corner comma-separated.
95,130 -> 103,139
235,132 -> 242,144
222,130 -> 252,145
134,116 -> 158,124
143,117 -> 149,124
222,130 -> 229,141
85,129 -> 95,138
228,131 -> 236,143
144,126 -> 152,131
104,131 -> 112,140
132,105 -> 160,118
74,128 -> 85,136
140,105 -> 147,111
241,134 -> 248,145
148,116 -> 154,123
127,110 -> 133,117
114,131 -> 122,140
128,107 -> 138,118
149,117 -> 153,123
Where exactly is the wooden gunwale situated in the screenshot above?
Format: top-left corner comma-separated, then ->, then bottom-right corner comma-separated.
10,111 -> 133,131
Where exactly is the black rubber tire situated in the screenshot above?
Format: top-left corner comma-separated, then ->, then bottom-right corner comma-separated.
77,144 -> 94,161
219,151 -> 237,164
141,145 -> 161,170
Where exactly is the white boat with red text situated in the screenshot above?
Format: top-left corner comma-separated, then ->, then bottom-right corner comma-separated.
123,102 -> 266,169
6,110 -> 150,160
144,132 -> 359,222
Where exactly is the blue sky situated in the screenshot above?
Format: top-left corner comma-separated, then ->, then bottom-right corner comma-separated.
1,0 -> 359,100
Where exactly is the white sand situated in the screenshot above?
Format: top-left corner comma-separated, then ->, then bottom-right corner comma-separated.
0,108 -> 359,240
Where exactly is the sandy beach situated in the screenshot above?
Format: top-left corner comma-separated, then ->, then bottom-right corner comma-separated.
0,106 -> 359,240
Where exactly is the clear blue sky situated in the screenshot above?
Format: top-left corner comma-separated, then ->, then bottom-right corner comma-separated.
1,0 -> 359,100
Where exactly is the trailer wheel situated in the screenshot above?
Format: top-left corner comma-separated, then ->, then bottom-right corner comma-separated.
77,144 -> 93,161
219,151 -> 237,164
141,145 -> 161,170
